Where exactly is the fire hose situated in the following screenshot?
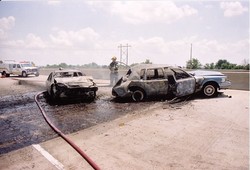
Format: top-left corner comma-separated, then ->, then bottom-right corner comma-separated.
35,91 -> 101,170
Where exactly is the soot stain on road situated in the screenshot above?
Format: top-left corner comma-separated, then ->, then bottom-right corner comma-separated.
0,91 -> 153,154
0,92 -> 57,154
42,92 -> 150,134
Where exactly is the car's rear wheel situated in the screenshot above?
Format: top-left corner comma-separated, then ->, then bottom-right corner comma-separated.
131,89 -> 145,102
202,83 -> 218,97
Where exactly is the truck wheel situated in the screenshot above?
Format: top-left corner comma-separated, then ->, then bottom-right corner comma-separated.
22,71 -> 27,77
2,71 -> 6,77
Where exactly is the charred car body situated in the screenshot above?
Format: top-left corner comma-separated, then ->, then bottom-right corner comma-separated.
112,64 -> 231,102
46,69 -> 98,100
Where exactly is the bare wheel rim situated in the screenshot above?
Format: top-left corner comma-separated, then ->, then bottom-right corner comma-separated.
204,85 -> 215,96
132,90 -> 144,102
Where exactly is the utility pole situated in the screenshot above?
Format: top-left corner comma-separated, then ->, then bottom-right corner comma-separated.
189,43 -> 193,69
190,43 -> 192,61
118,44 -> 131,66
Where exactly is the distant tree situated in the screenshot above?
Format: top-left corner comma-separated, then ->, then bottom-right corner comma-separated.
210,63 -> 215,69
204,63 -> 215,69
82,62 -> 100,68
90,62 -> 99,68
141,59 -> 152,64
59,63 -> 67,68
215,59 -> 230,69
130,63 -> 139,67
242,59 -> 249,70
245,64 -> 249,70
204,63 -> 210,69
186,58 -> 202,69
242,58 -> 249,66
102,65 -> 108,69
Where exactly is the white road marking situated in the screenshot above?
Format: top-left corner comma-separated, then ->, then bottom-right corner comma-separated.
32,144 -> 64,170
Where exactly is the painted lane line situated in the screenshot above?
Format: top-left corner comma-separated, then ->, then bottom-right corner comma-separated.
32,144 -> 64,170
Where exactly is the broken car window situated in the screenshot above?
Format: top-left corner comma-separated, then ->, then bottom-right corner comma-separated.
171,68 -> 191,80
146,68 -> 165,80
140,69 -> 146,79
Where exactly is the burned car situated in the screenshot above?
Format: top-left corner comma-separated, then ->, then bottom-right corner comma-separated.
112,64 -> 231,101
46,69 -> 98,100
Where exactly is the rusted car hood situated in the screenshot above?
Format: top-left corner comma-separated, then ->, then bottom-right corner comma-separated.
55,76 -> 94,87
188,70 -> 225,76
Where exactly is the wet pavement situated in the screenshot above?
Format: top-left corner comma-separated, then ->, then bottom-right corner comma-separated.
0,92 -> 56,154
0,91 -> 154,155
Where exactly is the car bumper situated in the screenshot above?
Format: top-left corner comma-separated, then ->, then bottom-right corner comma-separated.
112,87 -> 131,98
57,87 -> 98,98
219,81 -> 231,89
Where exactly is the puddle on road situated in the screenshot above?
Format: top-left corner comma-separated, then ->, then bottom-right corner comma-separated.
41,93 -> 149,134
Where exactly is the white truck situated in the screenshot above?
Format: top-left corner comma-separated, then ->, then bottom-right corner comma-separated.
0,60 -> 39,77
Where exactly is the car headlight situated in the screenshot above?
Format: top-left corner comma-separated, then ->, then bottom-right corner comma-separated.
221,77 -> 226,82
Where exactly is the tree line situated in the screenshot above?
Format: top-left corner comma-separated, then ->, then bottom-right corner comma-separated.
186,58 -> 249,70
44,58 -> 249,70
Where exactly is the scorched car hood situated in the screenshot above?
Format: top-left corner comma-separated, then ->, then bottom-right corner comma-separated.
54,76 -> 94,87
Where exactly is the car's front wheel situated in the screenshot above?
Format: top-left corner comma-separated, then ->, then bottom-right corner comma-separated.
131,89 -> 145,102
202,83 -> 218,97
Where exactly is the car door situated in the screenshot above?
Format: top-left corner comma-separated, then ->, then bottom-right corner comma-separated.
144,68 -> 168,96
171,68 -> 196,97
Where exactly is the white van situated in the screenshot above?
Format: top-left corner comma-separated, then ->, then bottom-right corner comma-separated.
0,60 -> 39,77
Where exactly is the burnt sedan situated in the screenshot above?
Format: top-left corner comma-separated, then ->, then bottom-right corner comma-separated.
112,64 -> 231,102
46,69 -> 98,100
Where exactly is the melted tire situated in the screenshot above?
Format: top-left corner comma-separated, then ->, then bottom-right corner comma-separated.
132,89 -> 145,102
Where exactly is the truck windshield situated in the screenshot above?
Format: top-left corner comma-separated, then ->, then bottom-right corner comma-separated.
21,64 -> 32,67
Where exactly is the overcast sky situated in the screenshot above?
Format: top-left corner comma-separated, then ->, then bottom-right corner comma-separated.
0,1 -> 249,67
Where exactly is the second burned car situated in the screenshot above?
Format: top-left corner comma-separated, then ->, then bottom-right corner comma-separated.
46,69 -> 98,100
112,64 -> 231,102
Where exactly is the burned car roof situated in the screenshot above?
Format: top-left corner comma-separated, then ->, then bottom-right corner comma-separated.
130,64 -> 176,73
